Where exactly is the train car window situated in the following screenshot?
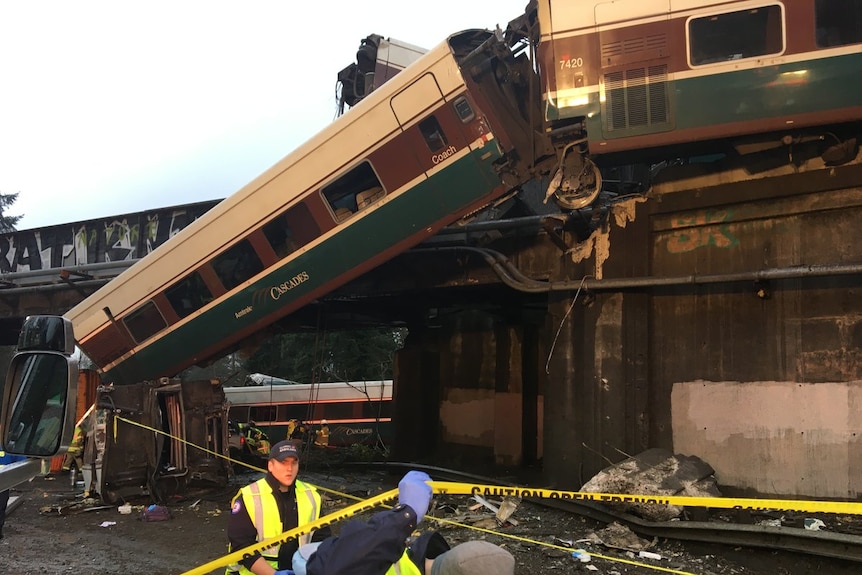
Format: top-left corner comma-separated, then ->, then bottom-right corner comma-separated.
322,161 -> 385,222
212,239 -> 264,291
250,405 -> 277,422
815,0 -> 862,47
228,406 -> 251,423
362,400 -> 392,419
453,97 -> 475,123
689,5 -> 783,66
262,202 -> 319,258
123,301 -> 168,344
322,402 -> 354,420
165,271 -> 213,319
419,116 -> 449,152
283,405 -> 309,420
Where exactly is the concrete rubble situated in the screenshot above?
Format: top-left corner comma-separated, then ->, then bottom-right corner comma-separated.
580,447 -> 722,521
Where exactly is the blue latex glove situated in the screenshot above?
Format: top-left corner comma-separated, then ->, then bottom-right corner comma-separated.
274,570 -> 294,575
398,470 -> 432,523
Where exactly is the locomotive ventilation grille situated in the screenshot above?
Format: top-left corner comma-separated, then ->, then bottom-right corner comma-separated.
601,32 -> 670,133
605,64 -> 670,132
601,33 -> 667,59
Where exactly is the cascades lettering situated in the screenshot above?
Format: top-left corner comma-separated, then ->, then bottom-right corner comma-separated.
270,271 -> 310,300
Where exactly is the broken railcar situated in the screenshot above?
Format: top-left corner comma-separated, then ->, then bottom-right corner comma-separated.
97,378 -> 230,504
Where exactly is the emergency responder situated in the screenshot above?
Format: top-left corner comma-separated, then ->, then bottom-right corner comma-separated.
0,449 -> 27,540
226,440 -> 329,575
62,422 -> 85,472
287,471 -> 515,575
293,421 -> 309,444
70,405 -> 101,498
239,421 -> 272,459
285,419 -> 299,441
314,420 -> 330,447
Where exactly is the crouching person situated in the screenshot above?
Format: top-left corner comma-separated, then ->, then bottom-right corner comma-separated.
275,470 -> 515,575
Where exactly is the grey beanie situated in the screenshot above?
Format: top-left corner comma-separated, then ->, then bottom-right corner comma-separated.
430,541 -> 515,575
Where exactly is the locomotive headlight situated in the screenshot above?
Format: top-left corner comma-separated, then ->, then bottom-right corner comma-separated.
560,95 -> 590,108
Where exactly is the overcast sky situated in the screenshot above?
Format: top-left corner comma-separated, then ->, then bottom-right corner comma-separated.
0,1 -> 528,230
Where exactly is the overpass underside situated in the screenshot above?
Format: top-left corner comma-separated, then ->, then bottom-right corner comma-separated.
364,144 -> 862,499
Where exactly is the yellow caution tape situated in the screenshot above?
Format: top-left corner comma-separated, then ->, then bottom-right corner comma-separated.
117,414 -> 862,516
180,480 -> 862,574
180,488 -> 400,575
180,481 -> 708,575
110,415 -> 862,574
115,415 -> 265,473
432,481 -> 862,515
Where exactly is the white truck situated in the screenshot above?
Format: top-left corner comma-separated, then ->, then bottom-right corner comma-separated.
0,316 -> 78,491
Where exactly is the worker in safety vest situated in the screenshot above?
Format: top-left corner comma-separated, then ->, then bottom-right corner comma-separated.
61,424 -> 85,472
289,471 -> 515,575
238,421 -> 271,459
285,419 -> 299,441
226,440 -> 329,575
313,420 -> 330,448
0,449 -> 27,540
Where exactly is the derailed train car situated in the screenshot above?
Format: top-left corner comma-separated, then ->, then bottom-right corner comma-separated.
65,27 -> 566,386
96,378 -> 229,503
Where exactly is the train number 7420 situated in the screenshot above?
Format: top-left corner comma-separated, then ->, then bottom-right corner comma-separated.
560,57 -> 584,69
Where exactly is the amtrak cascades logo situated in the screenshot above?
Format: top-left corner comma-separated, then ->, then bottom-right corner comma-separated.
270,271 -> 310,299
249,270 -> 310,310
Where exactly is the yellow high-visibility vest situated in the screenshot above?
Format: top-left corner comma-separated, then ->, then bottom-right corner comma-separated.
226,478 -> 321,575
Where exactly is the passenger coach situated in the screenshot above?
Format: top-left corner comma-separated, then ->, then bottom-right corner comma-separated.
66,29 -> 555,384
225,380 -> 393,448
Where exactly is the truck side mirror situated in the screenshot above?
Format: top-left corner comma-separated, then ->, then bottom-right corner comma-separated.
1,316 -> 79,457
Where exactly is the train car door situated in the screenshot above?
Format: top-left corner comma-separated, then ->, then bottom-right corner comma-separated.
390,72 -> 445,219
390,73 -> 484,215
595,0 -> 675,141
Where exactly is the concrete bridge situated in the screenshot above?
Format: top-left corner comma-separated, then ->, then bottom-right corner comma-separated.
0,199 -> 221,342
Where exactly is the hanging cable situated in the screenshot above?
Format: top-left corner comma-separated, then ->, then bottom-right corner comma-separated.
545,275 -> 590,374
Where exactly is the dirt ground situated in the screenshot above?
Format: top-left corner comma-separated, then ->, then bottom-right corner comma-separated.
3,466 -> 862,575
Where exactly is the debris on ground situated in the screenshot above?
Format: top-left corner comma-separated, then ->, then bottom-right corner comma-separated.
585,521 -> 656,552
470,494 -> 520,526
581,447 -> 721,521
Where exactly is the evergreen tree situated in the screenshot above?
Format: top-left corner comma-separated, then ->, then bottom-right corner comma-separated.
181,352 -> 248,385
0,191 -> 22,232
244,328 -> 405,383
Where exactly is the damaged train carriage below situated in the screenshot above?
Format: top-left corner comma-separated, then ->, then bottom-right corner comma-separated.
96,378 -> 230,504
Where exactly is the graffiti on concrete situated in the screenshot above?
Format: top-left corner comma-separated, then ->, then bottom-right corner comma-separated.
666,209 -> 739,254
0,200 -> 220,273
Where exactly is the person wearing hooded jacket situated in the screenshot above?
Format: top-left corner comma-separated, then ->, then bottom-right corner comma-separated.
273,471 -> 515,575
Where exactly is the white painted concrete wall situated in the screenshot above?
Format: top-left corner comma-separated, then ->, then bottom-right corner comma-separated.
672,380 -> 862,498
